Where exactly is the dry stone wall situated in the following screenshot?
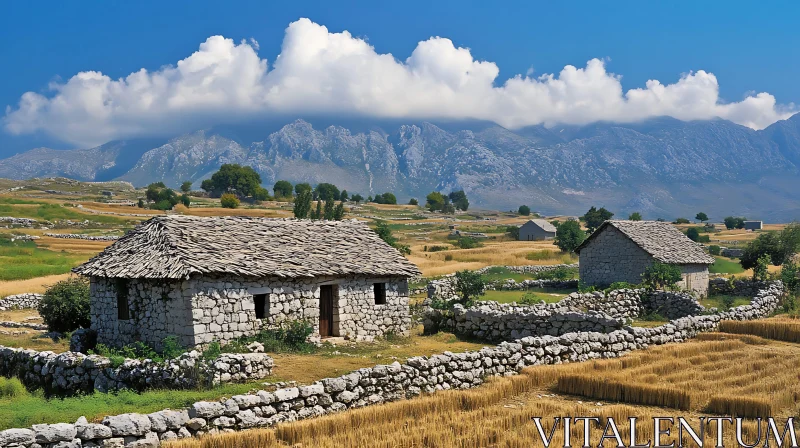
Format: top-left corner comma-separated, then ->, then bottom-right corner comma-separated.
44,233 -> 119,241
0,346 -> 273,395
0,283 -> 783,447
0,293 -> 42,311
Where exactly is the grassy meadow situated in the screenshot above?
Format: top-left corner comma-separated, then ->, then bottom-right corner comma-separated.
0,237 -> 88,281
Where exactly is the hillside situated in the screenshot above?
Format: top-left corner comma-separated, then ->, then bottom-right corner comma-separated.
2,115 -> 800,221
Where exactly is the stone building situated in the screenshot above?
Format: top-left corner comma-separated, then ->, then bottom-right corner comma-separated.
575,220 -> 714,296
518,219 -> 557,241
744,220 -> 763,230
73,216 -> 421,349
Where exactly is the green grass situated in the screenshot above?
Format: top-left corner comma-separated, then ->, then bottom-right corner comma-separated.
701,295 -> 752,310
480,266 -> 541,283
0,382 -> 271,429
709,256 -> 745,274
0,236 -> 87,281
480,288 -> 572,304
0,204 -> 133,226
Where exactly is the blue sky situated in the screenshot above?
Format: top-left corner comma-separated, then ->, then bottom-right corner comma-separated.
1,1 -> 798,151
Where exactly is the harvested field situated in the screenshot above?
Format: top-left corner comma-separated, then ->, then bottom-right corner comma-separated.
166,334 -> 799,448
0,273 -> 71,296
719,317 -> 800,343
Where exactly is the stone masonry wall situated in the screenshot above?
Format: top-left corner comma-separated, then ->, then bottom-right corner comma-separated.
0,293 -> 42,311
0,282 -> 782,448
0,347 -> 273,395
677,264 -> 710,297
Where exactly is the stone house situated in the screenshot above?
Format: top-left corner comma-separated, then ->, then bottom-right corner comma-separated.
518,219 -> 557,241
575,220 -> 715,296
73,216 -> 421,349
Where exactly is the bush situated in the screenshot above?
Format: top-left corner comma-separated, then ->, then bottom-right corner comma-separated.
752,253 -> 771,282
453,270 -> 485,307
0,377 -> 27,399
425,245 -> 450,252
518,292 -> 540,306
535,266 -> 578,281
444,254 -> 453,261
455,237 -> 482,249
408,198 -> 418,206
709,245 -> 721,256
518,205 -> 531,216
641,262 -> 682,290
92,335 -> 186,365
554,220 -> 586,252
780,261 -> 799,294
720,295 -> 736,311
675,218 -> 690,224
507,225 -> 520,240
220,193 -> 240,209
38,277 -> 90,333
606,281 -> 638,291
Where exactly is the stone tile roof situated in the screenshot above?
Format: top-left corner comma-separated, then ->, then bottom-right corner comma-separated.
576,220 -> 715,265
527,219 -> 557,232
73,215 -> 421,279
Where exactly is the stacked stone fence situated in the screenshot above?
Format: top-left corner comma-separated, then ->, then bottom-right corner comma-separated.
0,282 -> 782,447
0,293 -> 42,311
0,217 -> 38,227
0,345 -> 273,396
43,233 -> 120,241
427,264 -> 579,301
709,278 -> 771,297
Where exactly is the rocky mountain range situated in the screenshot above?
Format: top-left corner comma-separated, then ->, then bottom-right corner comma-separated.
1,114 -> 800,222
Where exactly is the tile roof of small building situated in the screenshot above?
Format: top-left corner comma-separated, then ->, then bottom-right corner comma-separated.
73,215 -> 421,279
525,219 -> 557,232
575,220 -> 715,265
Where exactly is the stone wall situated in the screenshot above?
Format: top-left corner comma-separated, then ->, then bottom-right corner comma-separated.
0,282 -> 781,448
91,274 -> 410,349
0,346 -> 273,395
44,233 -> 119,241
0,293 -> 42,311
427,264 -> 578,301
677,263 -> 710,296
709,278 -> 771,297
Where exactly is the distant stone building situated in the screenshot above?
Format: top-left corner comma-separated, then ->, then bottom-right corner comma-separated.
74,216 -> 420,349
518,219 -> 557,241
744,220 -> 763,231
576,220 -> 715,296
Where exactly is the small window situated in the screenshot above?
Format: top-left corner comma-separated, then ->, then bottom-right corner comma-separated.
254,294 -> 267,319
373,283 -> 386,305
116,279 -> 130,320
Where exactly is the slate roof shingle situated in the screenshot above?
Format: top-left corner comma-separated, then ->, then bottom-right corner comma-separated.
73,215 -> 421,279
576,220 -> 715,265
527,219 -> 557,233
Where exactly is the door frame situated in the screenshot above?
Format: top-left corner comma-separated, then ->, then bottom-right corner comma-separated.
319,284 -> 337,337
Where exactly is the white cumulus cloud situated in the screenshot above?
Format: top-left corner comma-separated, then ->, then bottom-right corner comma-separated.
4,18 -> 796,147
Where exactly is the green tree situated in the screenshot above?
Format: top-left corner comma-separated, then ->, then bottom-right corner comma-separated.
295,182 -> 312,196
310,200 -> 322,220
273,180 -> 293,199
351,193 -> 363,204
333,201 -> 345,220
582,206 -> 614,233
426,191 -> 447,212
675,217 -> 690,224
373,220 -> 411,254
314,183 -> 340,201
780,260 -> 799,294
507,225 -> 520,240
554,220 -> 587,253
408,198 -> 418,206
724,216 -> 747,230
253,187 -> 271,202
323,198 -> 335,220
709,245 -> 721,256
686,227 -> 701,242
374,192 -> 397,205
202,164 -> 262,198
518,205 -> 531,216
38,277 -> 90,333
145,183 -> 179,210
293,190 -> 312,219
628,212 -> 642,221
641,262 -> 683,290
696,212 -> 709,222
448,190 -> 469,211
753,253 -> 771,282
453,270 -> 485,308
180,181 -> 192,193
741,232 -> 783,269
180,194 -> 191,207
340,190 -> 349,202
220,193 -> 240,208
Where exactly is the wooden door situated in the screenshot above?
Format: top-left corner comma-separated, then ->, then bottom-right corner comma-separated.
319,285 -> 334,337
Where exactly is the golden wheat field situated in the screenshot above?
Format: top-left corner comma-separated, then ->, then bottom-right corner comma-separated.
166,333 -> 800,448
718,318 -> 800,343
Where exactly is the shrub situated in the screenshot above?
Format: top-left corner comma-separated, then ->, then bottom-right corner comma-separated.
0,377 -> 27,399
455,237 -> 482,249
425,245 -> 450,252
641,262 -> 682,290
554,220 -> 586,252
535,266 -> 578,281
780,261 -> 799,294
518,292 -> 540,306
506,226 -> 520,240
721,295 -> 737,311
453,270 -> 485,307
408,198 -> 418,206
752,253 -> 771,282
202,341 -> 222,361
709,245 -> 721,256
444,254 -> 453,261
92,335 -> 186,364
578,281 -> 596,293
607,281 -> 638,291
518,205 -> 531,216
220,193 -> 240,209
38,277 -> 90,333
675,218 -> 690,224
